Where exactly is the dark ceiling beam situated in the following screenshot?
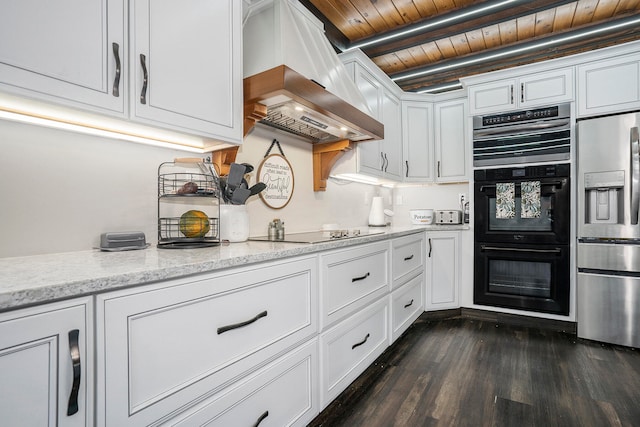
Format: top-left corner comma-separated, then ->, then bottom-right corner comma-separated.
397,26 -> 640,92
361,0 -> 578,58
298,0 -> 350,52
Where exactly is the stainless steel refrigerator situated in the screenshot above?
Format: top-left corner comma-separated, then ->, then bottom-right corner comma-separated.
577,112 -> 640,348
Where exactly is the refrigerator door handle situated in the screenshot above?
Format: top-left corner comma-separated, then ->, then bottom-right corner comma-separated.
631,126 -> 640,225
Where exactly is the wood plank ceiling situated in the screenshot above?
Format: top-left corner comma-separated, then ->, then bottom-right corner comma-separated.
299,0 -> 640,93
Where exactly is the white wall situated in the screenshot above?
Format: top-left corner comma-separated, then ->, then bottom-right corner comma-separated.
0,119 -> 391,258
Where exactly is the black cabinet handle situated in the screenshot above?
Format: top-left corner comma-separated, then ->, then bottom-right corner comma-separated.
384,153 -> 389,172
352,272 -> 370,282
67,329 -> 81,416
380,152 -> 385,171
437,161 -> 441,178
217,311 -> 267,335
428,238 -> 432,258
521,82 -> 524,103
140,54 -> 148,104
405,160 -> 409,177
252,410 -> 269,427
404,299 -> 414,308
352,333 -> 370,350
404,254 -> 414,261
510,84 -> 514,104
112,42 -> 121,97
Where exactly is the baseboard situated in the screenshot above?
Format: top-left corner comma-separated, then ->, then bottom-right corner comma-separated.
416,308 -> 576,334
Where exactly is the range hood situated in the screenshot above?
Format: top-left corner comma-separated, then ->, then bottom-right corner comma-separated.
242,0 -> 383,144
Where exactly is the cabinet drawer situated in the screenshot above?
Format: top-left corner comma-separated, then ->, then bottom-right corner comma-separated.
164,339 -> 318,427
97,256 -> 317,427
320,241 -> 389,329
392,233 -> 424,289
319,297 -> 389,408
391,274 -> 424,343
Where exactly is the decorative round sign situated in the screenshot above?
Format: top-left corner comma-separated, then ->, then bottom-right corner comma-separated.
257,154 -> 295,209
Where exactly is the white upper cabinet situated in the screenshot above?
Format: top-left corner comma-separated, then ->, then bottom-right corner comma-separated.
402,95 -> 468,183
402,100 -> 434,181
0,0 -> 126,114
468,68 -> 574,115
342,51 -> 404,180
130,0 -> 242,142
434,98 -> 467,183
577,53 -> 640,117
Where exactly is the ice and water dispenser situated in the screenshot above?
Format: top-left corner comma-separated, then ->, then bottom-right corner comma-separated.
583,170 -> 625,225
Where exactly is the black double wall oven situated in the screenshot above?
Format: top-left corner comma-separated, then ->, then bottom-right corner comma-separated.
473,104 -> 571,315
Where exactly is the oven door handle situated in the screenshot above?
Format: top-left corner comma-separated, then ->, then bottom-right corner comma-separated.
479,180 -> 564,192
480,245 -> 562,254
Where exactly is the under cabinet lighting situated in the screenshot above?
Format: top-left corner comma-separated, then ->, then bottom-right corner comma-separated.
0,94 -> 223,153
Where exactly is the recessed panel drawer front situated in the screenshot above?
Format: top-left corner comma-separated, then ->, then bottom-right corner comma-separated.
392,234 -> 425,289
391,273 -> 424,342
98,256 -> 317,427
165,339 -> 318,427
321,241 -> 389,329
320,297 -> 389,408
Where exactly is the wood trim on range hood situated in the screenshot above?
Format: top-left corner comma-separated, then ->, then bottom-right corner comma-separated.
243,65 -> 384,143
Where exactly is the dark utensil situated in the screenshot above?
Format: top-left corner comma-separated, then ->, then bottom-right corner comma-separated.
227,163 -> 246,191
249,182 -> 266,196
231,187 -> 251,205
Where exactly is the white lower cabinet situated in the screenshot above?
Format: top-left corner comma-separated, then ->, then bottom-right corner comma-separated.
162,338 -> 318,427
0,298 -> 93,427
391,232 -> 425,289
391,273 -> 424,343
96,256 -> 318,427
320,241 -> 390,329
425,231 -> 460,310
319,296 -> 389,408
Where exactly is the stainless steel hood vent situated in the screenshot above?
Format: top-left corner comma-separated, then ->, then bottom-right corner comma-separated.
243,0 -> 383,143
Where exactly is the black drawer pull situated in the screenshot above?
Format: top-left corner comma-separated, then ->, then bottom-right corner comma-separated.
112,42 -> 121,97
352,333 -> 370,350
67,329 -> 81,416
217,311 -> 267,335
404,254 -> 414,261
140,53 -> 148,104
404,299 -> 414,308
352,272 -> 370,282
252,410 -> 269,427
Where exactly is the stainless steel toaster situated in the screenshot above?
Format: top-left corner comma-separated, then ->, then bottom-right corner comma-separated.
434,210 -> 463,224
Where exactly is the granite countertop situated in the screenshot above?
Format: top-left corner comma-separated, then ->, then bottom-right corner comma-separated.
0,224 -> 469,312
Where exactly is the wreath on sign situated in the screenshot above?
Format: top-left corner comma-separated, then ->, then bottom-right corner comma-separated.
257,139 -> 295,209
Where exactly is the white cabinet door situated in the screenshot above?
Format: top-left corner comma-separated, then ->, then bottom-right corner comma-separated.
0,0 -> 125,114
519,68 -> 573,108
577,53 -> 640,117
434,99 -> 467,183
402,100 -> 434,181
468,80 -> 516,115
354,66 -> 383,176
469,68 -> 574,115
130,0 -> 242,142
390,274 -> 424,343
381,90 -> 403,180
0,299 -> 92,427
319,296 -> 389,409
425,232 -> 460,310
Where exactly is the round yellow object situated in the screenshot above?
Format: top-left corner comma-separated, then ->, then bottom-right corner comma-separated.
179,210 -> 210,238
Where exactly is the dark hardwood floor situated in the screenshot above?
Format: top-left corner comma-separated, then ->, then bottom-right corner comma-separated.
310,314 -> 640,427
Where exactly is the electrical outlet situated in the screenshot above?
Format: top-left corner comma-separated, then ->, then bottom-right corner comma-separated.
458,193 -> 467,206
